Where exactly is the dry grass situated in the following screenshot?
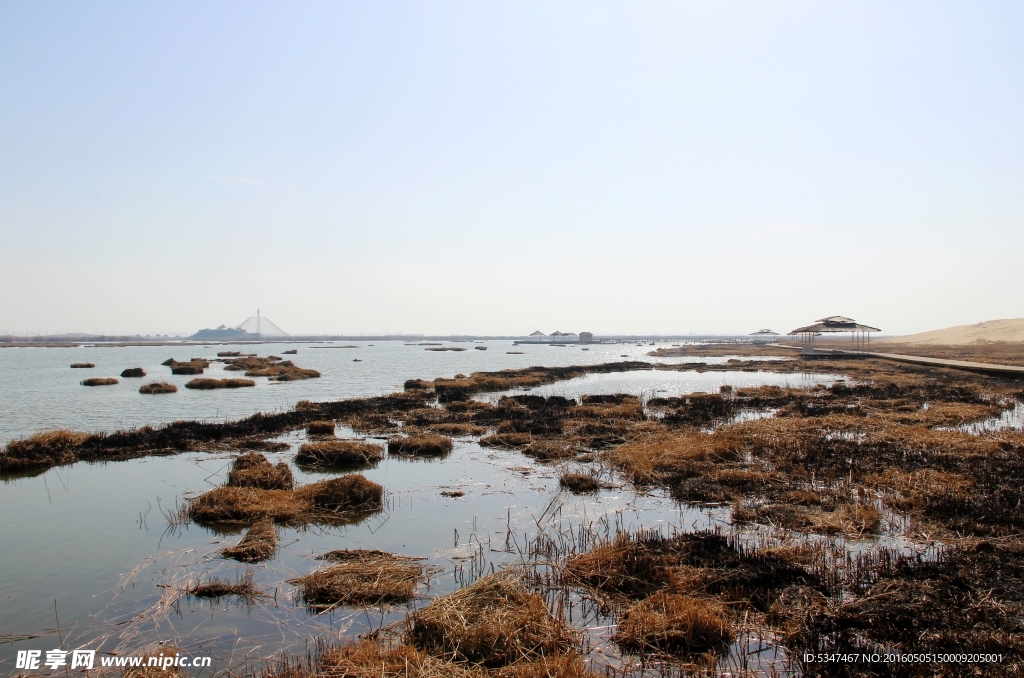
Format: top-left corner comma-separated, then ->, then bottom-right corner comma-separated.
343,412 -> 400,434
480,433 -> 533,449
167,359 -> 208,375
3,429 -> 91,471
613,592 -> 733,656
296,440 -> 384,467
564,533 -> 671,599
429,423 -> 487,437
522,441 -> 578,462
82,377 -> 119,386
305,420 -> 336,436
406,573 -> 579,668
121,646 -> 185,678
558,473 -> 606,494
226,452 -> 294,490
188,474 -> 383,525
139,382 -> 177,394
221,521 -> 278,562
185,378 -> 256,389
223,356 -> 321,381
290,550 -> 426,608
389,434 -> 454,457
264,640 -> 598,678
70,362 -> 95,368
120,367 -> 146,378
187,569 -> 263,601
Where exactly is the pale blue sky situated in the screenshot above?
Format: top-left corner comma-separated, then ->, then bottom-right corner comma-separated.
1,2 -> 1021,336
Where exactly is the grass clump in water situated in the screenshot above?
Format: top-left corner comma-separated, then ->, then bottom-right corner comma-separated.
70,362 -> 94,368
558,472 -> 607,494
612,592 -> 733,656
389,434 -> 453,457
406,572 -> 580,669
139,382 -> 177,394
82,377 -> 118,386
297,440 -> 384,467
185,378 -> 256,389
227,452 -> 294,490
188,475 -> 383,525
290,550 -> 426,608
120,367 -> 146,378
305,420 -> 336,436
187,569 -> 263,601
221,521 -> 278,562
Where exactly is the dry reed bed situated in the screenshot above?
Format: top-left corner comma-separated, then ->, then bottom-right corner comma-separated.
187,474 -> 383,525
227,452 -> 294,490
296,439 -> 384,467
120,367 -> 146,378
222,355 -> 321,381
185,377 -> 256,389
82,377 -> 118,386
262,639 -> 596,678
305,420 -> 335,435
139,382 -> 177,394
290,549 -> 430,608
389,434 -> 453,457
187,568 -> 263,601
70,362 -> 95,368
405,572 -> 581,669
221,520 -> 278,562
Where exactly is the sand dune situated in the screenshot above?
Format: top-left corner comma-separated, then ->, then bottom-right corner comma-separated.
883,318 -> 1024,345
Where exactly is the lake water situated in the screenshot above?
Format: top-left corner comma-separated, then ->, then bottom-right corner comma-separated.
0,342 -> 833,676
0,340 -> 788,447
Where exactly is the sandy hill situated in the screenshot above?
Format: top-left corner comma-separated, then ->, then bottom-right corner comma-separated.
882,318 -> 1024,345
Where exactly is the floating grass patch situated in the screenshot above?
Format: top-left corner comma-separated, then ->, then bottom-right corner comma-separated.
290,550 -> 426,608
612,592 -> 733,656
305,420 -> 335,436
227,452 -> 294,490
187,569 -> 263,601
406,572 -> 579,668
388,434 -> 453,457
439,490 -> 465,498
82,377 -> 118,386
70,362 -> 94,368
296,440 -> 384,467
185,378 -> 256,389
166,358 -> 209,375
120,367 -> 146,378
221,521 -> 278,562
522,441 -> 578,462
558,472 -> 606,493
222,355 -> 321,381
139,382 -> 177,394
188,475 -> 383,525
283,349 -> 297,354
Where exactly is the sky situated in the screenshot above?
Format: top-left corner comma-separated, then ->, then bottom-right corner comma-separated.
1,1 -> 1022,337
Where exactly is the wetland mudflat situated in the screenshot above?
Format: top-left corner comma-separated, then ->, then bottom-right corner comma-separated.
2,348 -> 1023,676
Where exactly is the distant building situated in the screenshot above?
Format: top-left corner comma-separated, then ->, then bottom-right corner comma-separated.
190,325 -> 250,341
579,331 -> 593,343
